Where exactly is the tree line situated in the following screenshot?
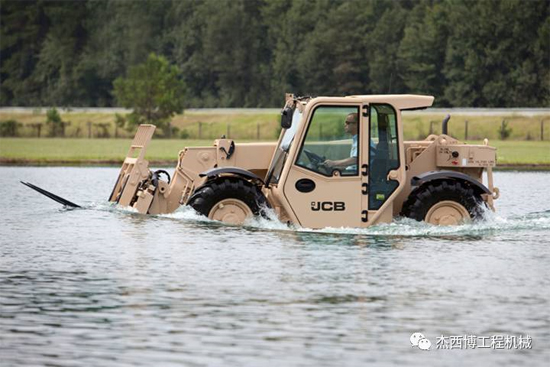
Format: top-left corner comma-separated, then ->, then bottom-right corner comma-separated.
1,0 -> 549,108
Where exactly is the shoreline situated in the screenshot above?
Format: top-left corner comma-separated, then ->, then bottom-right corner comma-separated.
1,158 -> 549,171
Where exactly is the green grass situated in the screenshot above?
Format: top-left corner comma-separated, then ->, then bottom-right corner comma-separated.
465,140 -> 550,165
1,109 -> 549,141
1,109 -> 549,166
0,110 -> 282,140
0,138 -> 261,163
1,137 -> 548,166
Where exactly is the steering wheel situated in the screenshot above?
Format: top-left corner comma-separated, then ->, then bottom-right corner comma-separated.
302,148 -> 325,166
303,148 -> 336,175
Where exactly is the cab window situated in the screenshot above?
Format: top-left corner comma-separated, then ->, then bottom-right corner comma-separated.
296,106 -> 360,177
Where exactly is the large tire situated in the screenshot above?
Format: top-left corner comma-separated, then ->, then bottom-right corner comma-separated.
401,180 -> 484,225
188,178 -> 267,224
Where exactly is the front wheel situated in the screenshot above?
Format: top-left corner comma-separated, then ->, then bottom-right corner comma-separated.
402,180 -> 484,225
188,178 -> 267,224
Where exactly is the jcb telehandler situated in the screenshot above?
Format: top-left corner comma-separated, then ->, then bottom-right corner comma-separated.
108,94 -> 499,228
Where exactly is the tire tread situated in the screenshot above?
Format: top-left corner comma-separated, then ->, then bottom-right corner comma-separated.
402,179 -> 483,222
188,178 -> 267,218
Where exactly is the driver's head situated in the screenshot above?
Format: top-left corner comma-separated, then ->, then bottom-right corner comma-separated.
344,113 -> 358,135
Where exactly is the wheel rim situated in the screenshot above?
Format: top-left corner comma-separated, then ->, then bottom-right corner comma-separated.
208,199 -> 253,224
425,200 -> 471,225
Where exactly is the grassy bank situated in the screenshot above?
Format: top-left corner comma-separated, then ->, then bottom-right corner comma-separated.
0,137 -> 548,168
1,108 -> 548,167
465,140 -> 550,166
0,110 -> 282,140
1,109 -> 549,141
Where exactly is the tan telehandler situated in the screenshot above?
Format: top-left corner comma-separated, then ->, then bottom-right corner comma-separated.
108,94 -> 499,228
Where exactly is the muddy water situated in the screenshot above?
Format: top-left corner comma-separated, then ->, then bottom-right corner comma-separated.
1,167 -> 549,366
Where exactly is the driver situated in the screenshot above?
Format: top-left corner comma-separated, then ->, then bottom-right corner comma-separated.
322,112 -> 358,172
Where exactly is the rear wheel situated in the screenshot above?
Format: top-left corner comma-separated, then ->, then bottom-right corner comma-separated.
188,178 -> 267,224
402,180 -> 484,225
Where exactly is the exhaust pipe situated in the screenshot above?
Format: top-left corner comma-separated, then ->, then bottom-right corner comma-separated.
442,114 -> 451,135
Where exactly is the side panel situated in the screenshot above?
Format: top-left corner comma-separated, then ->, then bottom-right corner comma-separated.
148,142 -> 277,215
395,141 -> 438,215
220,142 -> 277,181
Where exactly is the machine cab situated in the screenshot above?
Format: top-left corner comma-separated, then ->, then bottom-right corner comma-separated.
268,95 -> 432,229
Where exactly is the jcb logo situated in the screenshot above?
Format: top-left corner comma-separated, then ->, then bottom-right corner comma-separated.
311,201 -> 346,211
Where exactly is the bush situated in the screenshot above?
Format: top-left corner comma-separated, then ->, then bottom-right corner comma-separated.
0,119 -> 20,137
180,129 -> 190,139
171,126 -> 180,138
498,120 -> 512,140
46,108 -> 65,137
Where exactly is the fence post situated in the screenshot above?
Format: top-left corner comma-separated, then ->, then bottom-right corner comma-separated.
198,121 -> 202,139
465,120 -> 468,140
61,121 -> 69,138
31,123 -> 42,138
87,121 -> 92,138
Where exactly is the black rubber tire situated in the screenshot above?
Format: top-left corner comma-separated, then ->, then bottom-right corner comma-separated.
187,178 -> 268,218
401,180 -> 484,222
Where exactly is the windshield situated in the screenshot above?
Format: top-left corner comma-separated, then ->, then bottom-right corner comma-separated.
265,107 -> 303,186
280,108 -> 303,152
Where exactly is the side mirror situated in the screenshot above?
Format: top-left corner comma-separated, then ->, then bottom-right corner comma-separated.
280,106 -> 294,129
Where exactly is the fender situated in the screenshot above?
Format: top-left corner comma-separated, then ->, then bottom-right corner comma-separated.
199,166 -> 264,185
411,170 -> 491,195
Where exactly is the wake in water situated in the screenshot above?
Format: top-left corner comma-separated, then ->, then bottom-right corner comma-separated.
164,204 -> 550,237
82,201 -> 550,237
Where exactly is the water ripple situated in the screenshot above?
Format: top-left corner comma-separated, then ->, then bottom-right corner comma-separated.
1,168 -> 549,366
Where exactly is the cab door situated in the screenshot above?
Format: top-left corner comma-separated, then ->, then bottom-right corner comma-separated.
282,105 -> 364,228
364,103 -> 404,224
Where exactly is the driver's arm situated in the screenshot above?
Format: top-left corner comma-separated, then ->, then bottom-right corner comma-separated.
323,156 -> 357,168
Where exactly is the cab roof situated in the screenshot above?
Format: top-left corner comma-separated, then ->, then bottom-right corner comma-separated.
348,94 -> 434,110
311,94 -> 435,111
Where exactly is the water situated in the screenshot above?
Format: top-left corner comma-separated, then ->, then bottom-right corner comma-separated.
1,167 -> 549,366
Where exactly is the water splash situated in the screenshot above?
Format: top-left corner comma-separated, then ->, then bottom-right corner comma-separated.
86,201 -> 550,238
88,201 -> 139,214
172,205 -> 550,237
